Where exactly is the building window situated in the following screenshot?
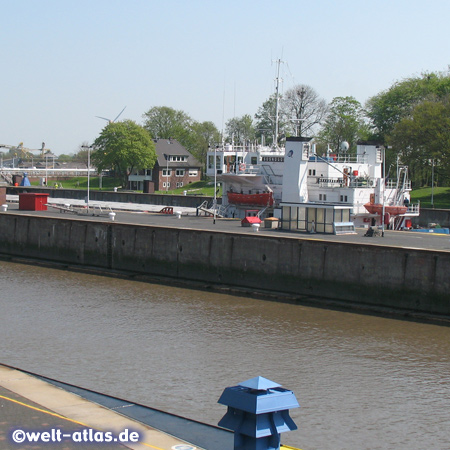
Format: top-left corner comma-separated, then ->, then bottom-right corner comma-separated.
176,169 -> 185,177
189,170 -> 198,177
170,156 -> 186,162
176,182 -> 184,188
162,169 -> 171,177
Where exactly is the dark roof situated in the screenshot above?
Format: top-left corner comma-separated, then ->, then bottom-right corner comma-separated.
154,139 -> 201,168
286,136 -> 313,142
356,140 -> 384,146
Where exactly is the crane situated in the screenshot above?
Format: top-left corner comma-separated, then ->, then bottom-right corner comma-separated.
0,142 -> 50,158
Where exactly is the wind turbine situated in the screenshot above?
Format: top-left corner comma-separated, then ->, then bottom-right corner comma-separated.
96,106 -> 127,124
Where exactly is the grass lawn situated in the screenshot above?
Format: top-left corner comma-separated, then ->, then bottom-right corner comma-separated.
30,177 -> 221,197
410,186 -> 450,209
155,180 -> 221,197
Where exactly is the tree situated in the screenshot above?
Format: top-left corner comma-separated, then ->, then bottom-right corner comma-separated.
366,70 -> 450,142
254,94 -> 290,146
92,120 -> 157,187
280,84 -> 328,138
388,98 -> 450,186
189,121 -> 221,169
142,106 -> 193,142
225,114 -> 256,144
316,97 -> 369,154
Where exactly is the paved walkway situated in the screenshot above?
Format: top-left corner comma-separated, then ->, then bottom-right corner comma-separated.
0,365 -> 202,450
5,196 -> 450,253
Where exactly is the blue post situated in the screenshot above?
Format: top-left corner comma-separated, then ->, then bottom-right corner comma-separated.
218,376 -> 299,450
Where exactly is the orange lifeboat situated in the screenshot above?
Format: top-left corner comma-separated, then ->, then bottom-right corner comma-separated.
364,203 -> 407,216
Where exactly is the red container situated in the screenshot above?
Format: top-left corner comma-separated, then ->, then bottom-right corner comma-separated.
19,193 -> 50,211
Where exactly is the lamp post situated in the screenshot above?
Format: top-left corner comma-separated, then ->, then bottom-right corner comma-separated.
81,145 -> 93,211
164,154 -> 169,193
45,154 -> 48,186
431,158 -> 435,208
381,145 -> 386,237
213,144 -> 217,224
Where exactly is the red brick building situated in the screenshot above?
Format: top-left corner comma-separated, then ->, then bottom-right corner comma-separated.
128,139 -> 202,191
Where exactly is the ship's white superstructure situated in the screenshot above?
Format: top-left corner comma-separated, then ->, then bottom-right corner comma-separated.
206,138 -> 419,233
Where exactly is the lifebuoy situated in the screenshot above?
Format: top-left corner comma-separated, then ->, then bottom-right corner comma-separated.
363,218 -> 370,223
239,163 -> 246,171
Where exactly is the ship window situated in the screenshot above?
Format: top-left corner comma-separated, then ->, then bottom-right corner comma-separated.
251,157 -> 257,164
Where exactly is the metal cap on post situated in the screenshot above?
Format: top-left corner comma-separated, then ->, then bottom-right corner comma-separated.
218,376 -> 300,450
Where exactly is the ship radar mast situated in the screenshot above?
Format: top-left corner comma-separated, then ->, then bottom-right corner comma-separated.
272,58 -> 283,147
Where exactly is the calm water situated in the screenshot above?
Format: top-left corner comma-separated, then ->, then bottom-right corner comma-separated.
1,261 -> 449,450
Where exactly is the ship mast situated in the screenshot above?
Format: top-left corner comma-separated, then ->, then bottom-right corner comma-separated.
273,58 -> 283,147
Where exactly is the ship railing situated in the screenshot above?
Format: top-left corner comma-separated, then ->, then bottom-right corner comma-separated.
386,179 -> 411,190
406,203 -> 420,216
315,177 -> 377,188
310,154 -> 369,164
216,164 -> 263,175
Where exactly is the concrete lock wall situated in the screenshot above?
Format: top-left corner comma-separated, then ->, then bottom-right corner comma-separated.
0,214 -> 449,317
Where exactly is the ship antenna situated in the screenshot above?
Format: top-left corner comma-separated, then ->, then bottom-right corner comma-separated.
272,58 -> 284,147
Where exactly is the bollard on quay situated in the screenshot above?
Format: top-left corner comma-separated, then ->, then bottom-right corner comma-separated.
218,376 -> 299,450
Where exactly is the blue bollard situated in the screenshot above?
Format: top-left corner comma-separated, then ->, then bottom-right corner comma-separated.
218,376 -> 299,450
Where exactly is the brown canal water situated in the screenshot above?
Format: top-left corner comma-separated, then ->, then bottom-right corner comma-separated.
0,260 -> 449,450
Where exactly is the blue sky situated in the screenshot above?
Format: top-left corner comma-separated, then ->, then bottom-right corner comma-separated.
1,0 -> 449,155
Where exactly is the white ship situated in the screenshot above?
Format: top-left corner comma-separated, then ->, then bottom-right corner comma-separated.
206,138 -> 419,233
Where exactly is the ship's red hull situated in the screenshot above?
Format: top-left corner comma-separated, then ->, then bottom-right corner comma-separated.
227,192 -> 273,206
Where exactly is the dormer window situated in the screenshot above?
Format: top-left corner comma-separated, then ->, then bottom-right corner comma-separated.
170,155 -> 187,162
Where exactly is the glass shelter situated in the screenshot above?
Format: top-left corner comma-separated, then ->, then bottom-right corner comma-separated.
281,203 -> 352,233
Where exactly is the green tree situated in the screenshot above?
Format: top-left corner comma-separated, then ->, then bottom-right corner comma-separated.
366,70 -> 450,142
225,114 -> 256,144
316,96 -> 369,154
188,121 -> 221,169
388,98 -> 450,186
142,106 -> 193,142
92,120 -> 157,187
